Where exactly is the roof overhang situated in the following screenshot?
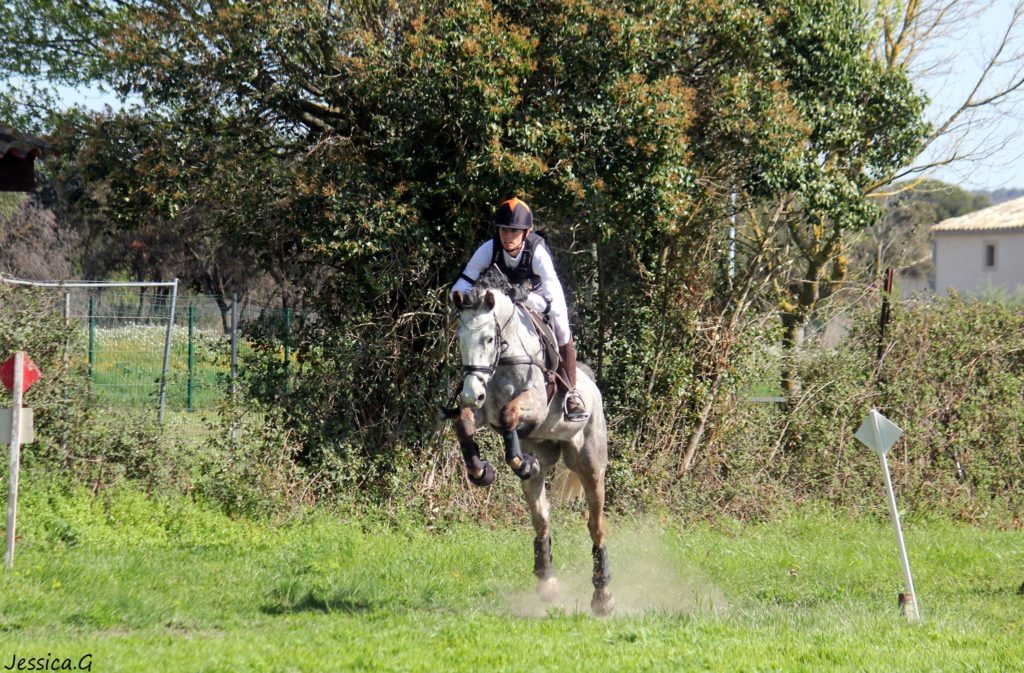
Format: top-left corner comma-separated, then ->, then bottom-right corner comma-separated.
931,196 -> 1024,235
932,226 -> 1024,235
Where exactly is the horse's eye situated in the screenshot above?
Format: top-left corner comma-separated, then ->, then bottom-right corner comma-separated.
487,337 -> 495,344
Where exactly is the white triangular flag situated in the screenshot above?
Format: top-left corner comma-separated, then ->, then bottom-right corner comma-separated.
854,409 -> 903,456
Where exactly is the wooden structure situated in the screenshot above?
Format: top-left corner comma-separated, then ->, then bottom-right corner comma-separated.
0,126 -> 53,192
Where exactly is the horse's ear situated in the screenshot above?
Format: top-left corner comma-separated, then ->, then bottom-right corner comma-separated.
453,290 -> 464,310
484,290 -> 496,311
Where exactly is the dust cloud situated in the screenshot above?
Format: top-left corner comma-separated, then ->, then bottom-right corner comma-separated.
505,519 -> 728,618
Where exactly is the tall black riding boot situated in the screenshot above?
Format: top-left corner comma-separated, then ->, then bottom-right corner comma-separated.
558,341 -> 588,421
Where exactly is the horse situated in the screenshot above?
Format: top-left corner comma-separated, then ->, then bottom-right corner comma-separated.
451,273 -> 613,615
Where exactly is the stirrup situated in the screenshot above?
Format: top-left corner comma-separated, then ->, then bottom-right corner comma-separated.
563,389 -> 589,422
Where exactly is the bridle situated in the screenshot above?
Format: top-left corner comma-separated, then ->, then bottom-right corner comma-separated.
459,305 -> 544,390
460,310 -> 515,388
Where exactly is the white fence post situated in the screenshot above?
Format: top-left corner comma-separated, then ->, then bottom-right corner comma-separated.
5,352 -> 24,570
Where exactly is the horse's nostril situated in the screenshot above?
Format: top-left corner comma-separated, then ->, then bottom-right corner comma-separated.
477,393 -> 485,402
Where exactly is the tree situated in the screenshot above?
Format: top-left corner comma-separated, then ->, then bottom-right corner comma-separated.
0,192 -> 77,279
871,0 -> 1024,185
733,1 -> 1024,396
48,111 -> 288,326
1,0 -> 933,484
716,1 -> 931,395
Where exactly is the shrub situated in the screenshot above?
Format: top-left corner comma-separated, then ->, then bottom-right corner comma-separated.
680,294 -> 1024,519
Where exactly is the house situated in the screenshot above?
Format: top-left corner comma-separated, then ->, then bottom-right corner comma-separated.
931,196 -> 1024,296
0,126 -> 53,192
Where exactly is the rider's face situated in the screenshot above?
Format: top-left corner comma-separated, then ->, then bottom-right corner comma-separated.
498,227 -> 528,255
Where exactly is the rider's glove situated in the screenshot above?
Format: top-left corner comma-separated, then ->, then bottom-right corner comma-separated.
508,285 -> 530,304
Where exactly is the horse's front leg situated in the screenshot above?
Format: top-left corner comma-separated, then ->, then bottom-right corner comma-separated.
501,393 -> 557,600
500,392 -> 540,480
456,407 -> 495,487
521,458 -> 559,602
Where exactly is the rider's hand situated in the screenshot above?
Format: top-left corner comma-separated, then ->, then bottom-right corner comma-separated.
508,286 -> 530,303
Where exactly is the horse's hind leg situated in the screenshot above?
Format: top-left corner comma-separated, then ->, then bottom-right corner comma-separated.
521,457 -> 559,602
579,470 -> 613,615
576,413 -> 613,615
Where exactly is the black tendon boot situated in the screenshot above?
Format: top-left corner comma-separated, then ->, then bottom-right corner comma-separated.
534,536 -> 553,580
503,429 -> 539,480
461,441 -> 496,487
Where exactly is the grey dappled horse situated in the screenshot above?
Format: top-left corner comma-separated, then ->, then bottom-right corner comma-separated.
451,278 -> 613,615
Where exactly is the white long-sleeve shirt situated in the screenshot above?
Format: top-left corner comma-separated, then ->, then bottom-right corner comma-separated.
451,239 -> 572,346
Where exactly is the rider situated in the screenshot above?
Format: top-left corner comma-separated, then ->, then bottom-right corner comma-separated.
451,197 -> 588,421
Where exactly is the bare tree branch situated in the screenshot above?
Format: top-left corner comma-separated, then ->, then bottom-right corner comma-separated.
875,0 -> 1024,185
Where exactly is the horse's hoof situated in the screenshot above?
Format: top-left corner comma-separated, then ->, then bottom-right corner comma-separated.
537,577 -> 560,603
591,589 -> 614,616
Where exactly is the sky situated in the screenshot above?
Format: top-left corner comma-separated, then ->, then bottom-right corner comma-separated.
912,1 -> 1024,191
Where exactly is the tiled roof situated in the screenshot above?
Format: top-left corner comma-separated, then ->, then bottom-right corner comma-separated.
932,196 -> 1024,233
0,125 -> 54,160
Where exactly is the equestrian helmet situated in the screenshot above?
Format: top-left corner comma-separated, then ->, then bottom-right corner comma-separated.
493,197 -> 533,230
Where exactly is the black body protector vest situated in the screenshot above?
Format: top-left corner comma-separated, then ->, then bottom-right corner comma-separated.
492,231 -> 545,293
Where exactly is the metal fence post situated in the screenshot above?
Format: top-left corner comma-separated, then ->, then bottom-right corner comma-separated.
284,307 -> 292,395
61,291 -> 70,458
187,304 -> 195,412
230,293 -> 238,396
877,268 -> 894,363
158,278 -> 179,425
230,293 -> 239,448
88,296 -> 95,382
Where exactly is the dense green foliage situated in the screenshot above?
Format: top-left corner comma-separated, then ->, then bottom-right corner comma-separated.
2,1 -> 965,513
0,480 -> 1021,671
5,278 -> 1022,519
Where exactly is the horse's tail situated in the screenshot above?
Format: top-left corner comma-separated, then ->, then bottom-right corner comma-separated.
550,464 -> 584,506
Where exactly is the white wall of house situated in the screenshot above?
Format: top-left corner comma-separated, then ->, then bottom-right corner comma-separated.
933,230 -> 1024,295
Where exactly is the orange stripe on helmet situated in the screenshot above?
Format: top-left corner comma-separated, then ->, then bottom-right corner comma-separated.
500,197 -> 530,214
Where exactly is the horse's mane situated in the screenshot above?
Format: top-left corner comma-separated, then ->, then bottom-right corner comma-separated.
457,265 -> 511,310
475,265 -> 512,292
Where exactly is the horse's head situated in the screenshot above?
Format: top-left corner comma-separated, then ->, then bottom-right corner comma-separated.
453,287 -> 513,408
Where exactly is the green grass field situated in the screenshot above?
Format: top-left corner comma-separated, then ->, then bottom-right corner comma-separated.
1,483 -> 1021,672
